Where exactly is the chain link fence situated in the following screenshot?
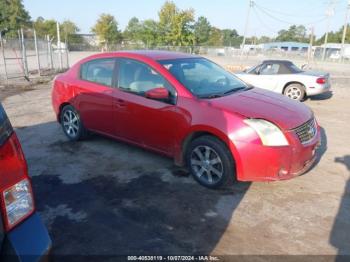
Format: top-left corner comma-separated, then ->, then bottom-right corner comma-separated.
67,41 -> 349,64
3,32 -> 349,83
0,29 -> 69,83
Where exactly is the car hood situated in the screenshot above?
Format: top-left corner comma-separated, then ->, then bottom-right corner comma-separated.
208,88 -> 312,130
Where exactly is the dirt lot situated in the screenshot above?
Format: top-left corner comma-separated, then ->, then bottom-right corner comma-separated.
1,68 -> 350,260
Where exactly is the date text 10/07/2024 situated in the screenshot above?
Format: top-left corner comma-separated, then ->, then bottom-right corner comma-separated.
127,256 -> 220,261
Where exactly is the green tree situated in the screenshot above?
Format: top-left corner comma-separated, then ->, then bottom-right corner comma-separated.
207,27 -> 222,46
257,35 -> 273,44
123,17 -> 141,41
0,0 -> 31,37
139,19 -> 160,47
276,25 -> 308,42
194,16 -> 211,45
60,20 -> 84,46
158,1 -> 195,46
91,13 -> 122,48
222,29 -> 242,47
317,24 -> 350,44
33,17 -> 57,39
34,18 -> 83,44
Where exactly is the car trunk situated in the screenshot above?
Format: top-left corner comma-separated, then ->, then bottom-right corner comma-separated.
298,70 -> 330,78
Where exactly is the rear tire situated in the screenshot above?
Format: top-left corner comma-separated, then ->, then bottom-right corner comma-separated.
60,105 -> 88,141
186,135 -> 235,189
284,83 -> 305,101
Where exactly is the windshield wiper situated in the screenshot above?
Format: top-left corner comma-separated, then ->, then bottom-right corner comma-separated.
222,86 -> 248,95
198,86 -> 251,99
197,93 -> 223,99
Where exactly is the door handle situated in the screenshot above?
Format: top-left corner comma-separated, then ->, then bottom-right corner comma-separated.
115,99 -> 127,107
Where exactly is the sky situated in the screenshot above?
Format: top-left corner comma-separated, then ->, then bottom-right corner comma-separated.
22,0 -> 349,38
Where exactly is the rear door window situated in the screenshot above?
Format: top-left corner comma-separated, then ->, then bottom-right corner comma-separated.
80,59 -> 116,87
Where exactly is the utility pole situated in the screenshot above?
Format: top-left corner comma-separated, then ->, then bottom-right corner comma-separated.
307,27 -> 314,66
240,0 -> 254,59
340,0 -> 350,62
57,21 -> 63,70
322,0 -> 335,61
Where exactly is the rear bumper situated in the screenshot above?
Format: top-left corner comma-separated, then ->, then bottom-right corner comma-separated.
1,213 -> 52,262
306,82 -> 331,96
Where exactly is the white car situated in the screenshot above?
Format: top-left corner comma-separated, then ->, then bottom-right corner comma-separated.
235,60 -> 331,101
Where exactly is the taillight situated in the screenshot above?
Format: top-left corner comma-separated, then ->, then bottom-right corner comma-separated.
1,179 -> 35,231
0,104 -> 13,147
316,77 -> 326,84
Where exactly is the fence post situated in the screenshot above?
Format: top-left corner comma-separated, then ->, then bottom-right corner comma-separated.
65,38 -> 69,69
20,28 -> 29,78
57,22 -> 63,70
18,30 -> 21,50
47,35 -> 53,70
33,29 -> 41,75
0,33 -> 8,81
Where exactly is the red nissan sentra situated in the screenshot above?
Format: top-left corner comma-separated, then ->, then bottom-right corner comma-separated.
52,51 -> 321,188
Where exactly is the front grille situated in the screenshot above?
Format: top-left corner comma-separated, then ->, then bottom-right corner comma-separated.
293,118 -> 317,144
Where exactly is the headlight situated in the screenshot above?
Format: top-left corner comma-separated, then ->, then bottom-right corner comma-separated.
243,119 -> 289,146
2,179 -> 34,230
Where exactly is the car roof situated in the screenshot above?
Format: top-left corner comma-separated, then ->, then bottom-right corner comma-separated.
96,50 -> 199,61
262,60 -> 293,65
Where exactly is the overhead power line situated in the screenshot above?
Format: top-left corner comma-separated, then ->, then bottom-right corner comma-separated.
254,3 -> 329,26
254,2 -> 326,18
252,7 -> 279,35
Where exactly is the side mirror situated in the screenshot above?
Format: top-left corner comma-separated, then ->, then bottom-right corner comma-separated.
145,87 -> 169,100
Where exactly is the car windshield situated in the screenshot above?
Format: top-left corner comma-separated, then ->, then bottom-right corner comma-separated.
159,58 -> 249,98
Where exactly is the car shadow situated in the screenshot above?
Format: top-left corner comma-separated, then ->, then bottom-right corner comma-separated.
14,121 -> 251,260
306,91 -> 333,101
313,126 -> 328,168
330,155 -> 350,261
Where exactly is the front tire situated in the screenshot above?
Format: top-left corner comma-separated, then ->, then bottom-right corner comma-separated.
186,135 -> 235,189
60,105 -> 87,141
284,83 -> 305,101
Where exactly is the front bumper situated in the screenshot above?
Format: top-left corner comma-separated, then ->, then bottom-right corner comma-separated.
1,213 -> 52,262
231,126 -> 321,182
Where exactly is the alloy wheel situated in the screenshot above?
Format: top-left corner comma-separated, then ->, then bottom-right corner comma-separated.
286,86 -> 302,100
62,109 -> 79,138
190,145 -> 224,185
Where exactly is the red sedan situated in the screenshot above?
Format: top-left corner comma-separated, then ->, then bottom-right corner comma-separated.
52,51 -> 321,188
